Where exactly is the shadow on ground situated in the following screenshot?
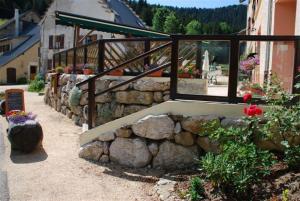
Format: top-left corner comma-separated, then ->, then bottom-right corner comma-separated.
82,160 -> 198,183
10,147 -> 48,164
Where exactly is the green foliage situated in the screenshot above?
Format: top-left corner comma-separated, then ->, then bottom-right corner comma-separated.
28,75 -> 45,92
282,189 -> 289,201
152,7 -> 171,32
68,86 -> 82,107
55,67 -> 64,74
163,12 -> 181,34
185,20 -> 202,35
0,18 -> 7,25
188,177 -> 205,201
17,77 -> 28,84
201,142 -> 275,194
283,144 -> 300,170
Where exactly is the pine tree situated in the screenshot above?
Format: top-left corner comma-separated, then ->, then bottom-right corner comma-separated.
163,12 -> 181,34
152,7 -> 171,32
185,20 -> 202,35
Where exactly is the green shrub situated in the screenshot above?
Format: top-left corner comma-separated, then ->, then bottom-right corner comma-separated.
28,75 -> 45,92
283,143 -> 300,170
201,142 -> 274,194
68,86 -> 82,107
188,177 -> 205,201
55,66 -> 64,74
17,77 -> 28,84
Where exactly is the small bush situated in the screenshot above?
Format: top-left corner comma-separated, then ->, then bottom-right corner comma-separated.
284,144 -> 300,170
201,142 -> 274,195
17,77 -> 28,84
28,75 -> 45,92
188,177 -> 205,201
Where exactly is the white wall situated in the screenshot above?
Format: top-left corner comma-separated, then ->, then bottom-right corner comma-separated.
40,0 -> 116,73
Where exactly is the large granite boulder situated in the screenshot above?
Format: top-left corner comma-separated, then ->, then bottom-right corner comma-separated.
174,132 -> 195,146
133,80 -> 170,91
109,138 -> 152,168
79,141 -> 105,161
181,115 -> 220,134
196,136 -> 220,154
115,91 -> 153,105
132,115 -> 174,140
153,141 -> 198,169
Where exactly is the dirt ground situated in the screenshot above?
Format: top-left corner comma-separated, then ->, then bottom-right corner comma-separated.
0,91 -> 160,201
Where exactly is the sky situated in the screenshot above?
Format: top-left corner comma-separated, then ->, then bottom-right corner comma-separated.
146,0 -> 245,8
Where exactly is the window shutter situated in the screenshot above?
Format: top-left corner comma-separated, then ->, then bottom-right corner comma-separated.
60,34 -> 64,49
49,35 -> 53,49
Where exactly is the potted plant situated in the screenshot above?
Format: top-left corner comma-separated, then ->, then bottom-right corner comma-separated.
144,64 -> 163,77
108,68 -> 124,76
178,64 -> 200,78
240,80 -> 265,97
55,66 -> 64,74
64,66 -> 72,74
83,64 -> 95,75
240,54 -> 259,72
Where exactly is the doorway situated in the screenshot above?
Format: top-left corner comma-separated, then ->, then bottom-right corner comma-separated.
30,66 -> 37,80
6,68 -> 16,84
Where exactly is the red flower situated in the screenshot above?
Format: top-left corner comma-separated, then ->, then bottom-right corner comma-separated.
243,93 -> 252,103
244,105 -> 263,116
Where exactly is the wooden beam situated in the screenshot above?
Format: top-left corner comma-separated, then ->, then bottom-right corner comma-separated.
78,29 -> 95,44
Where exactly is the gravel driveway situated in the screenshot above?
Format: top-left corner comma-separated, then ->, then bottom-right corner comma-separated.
0,91 -> 158,201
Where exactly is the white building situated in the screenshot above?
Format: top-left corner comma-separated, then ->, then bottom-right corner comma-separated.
40,0 -> 146,73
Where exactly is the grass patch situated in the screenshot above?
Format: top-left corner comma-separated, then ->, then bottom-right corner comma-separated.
0,19 -> 7,26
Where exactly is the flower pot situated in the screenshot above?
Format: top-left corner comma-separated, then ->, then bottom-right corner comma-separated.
64,67 -> 72,74
83,69 -> 94,75
108,69 -> 123,76
178,73 -> 191,78
148,69 -> 163,77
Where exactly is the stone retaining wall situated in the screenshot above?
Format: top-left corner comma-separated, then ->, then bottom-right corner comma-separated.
44,73 -> 207,127
78,114 -> 240,169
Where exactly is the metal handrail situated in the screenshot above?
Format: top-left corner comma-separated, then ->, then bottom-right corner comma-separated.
76,41 -> 172,87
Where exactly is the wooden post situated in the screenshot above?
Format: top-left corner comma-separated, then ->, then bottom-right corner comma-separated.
88,79 -> 95,129
293,40 -> 300,94
98,40 -> 105,73
170,37 -> 179,100
144,40 -> 151,68
84,46 -> 88,65
196,41 -> 202,78
228,39 -> 240,103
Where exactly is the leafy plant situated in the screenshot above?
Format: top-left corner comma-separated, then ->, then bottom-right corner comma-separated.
28,75 -> 45,92
282,142 -> 300,170
282,189 -> 289,201
188,177 -> 205,201
17,77 -> 28,84
55,66 -> 64,73
201,142 -> 275,195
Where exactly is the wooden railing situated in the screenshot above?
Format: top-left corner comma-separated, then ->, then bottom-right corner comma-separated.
52,35 -> 300,130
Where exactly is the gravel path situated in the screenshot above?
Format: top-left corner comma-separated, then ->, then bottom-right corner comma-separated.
0,91 -> 158,201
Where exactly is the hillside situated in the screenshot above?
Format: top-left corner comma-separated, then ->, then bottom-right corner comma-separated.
125,0 -> 247,34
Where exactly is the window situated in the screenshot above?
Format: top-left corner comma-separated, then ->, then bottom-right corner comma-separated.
78,34 -> 97,46
48,59 -> 53,70
49,35 -> 65,49
0,44 -> 11,55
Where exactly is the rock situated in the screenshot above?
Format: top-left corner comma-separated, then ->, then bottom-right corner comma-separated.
115,91 -> 154,105
96,103 -> 114,123
109,138 -> 152,168
133,80 -> 170,91
83,105 -> 88,120
59,74 -> 71,85
98,131 -> 115,142
221,117 -> 246,128
56,100 -> 61,112
123,105 -> 148,116
80,92 -> 88,105
153,141 -> 198,169
79,141 -> 104,161
103,142 -> 110,155
70,106 -> 82,116
163,94 -> 170,102
174,132 -> 194,146
154,178 -> 177,201
112,104 -> 124,118
174,122 -> 182,134
169,115 -> 184,122
132,115 -> 175,140
66,109 -> 73,119
148,142 -> 159,156
109,80 -> 131,91
181,115 -> 220,134
196,136 -> 220,154
153,92 -> 163,103
95,79 -> 111,92
99,154 -> 110,163
61,106 -> 67,115
95,93 -> 112,103
115,128 -> 132,138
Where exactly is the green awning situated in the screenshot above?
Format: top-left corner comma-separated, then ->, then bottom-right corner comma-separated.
55,11 -> 170,38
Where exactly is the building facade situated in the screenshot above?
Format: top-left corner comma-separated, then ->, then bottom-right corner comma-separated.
39,0 -> 146,74
0,10 -> 40,84
246,0 -> 300,92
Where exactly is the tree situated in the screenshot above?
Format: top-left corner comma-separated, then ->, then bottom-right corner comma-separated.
152,7 -> 171,32
218,22 -> 232,34
163,12 -> 181,34
185,20 -> 202,35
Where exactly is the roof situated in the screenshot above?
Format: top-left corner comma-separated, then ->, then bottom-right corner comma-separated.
108,0 -> 146,28
55,11 -> 169,38
0,11 -> 29,31
0,25 -> 40,66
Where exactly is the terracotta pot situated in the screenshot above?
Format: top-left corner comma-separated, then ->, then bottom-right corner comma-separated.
178,73 -> 191,78
64,67 -> 72,74
108,69 -> 123,76
83,69 -> 94,75
148,69 -> 163,77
